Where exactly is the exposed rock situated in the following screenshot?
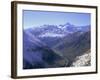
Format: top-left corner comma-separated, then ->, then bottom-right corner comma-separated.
71,50 -> 91,67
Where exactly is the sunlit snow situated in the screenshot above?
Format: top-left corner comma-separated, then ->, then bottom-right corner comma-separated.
39,33 -> 65,37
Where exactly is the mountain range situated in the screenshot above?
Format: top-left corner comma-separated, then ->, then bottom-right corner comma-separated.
23,22 -> 91,69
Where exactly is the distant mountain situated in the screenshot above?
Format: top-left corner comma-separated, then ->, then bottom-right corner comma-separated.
59,23 -> 78,33
23,31 -> 67,69
26,23 -> 90,48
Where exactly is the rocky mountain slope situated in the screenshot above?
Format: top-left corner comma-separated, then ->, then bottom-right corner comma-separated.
23,23 -> 91,69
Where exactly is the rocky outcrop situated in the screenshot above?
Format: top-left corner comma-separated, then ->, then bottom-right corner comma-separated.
71,50 -> 91,67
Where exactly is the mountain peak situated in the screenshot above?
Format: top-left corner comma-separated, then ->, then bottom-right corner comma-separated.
65,22 -> 72,26
59,22 -> 72,27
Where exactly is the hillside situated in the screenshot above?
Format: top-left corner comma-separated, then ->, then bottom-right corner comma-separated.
23,31 -> 66,69
52,31 -> 90,66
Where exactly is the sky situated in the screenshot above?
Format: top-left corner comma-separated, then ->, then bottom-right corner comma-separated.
23,10 -> 91,29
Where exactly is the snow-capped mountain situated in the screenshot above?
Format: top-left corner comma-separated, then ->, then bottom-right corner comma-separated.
59,23 -> 77,32
28,22 -> 90,38
25,22 -> 90,48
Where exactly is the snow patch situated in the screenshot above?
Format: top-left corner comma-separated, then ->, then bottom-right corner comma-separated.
39,33 -> 65,38
71,51 -> 91,67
